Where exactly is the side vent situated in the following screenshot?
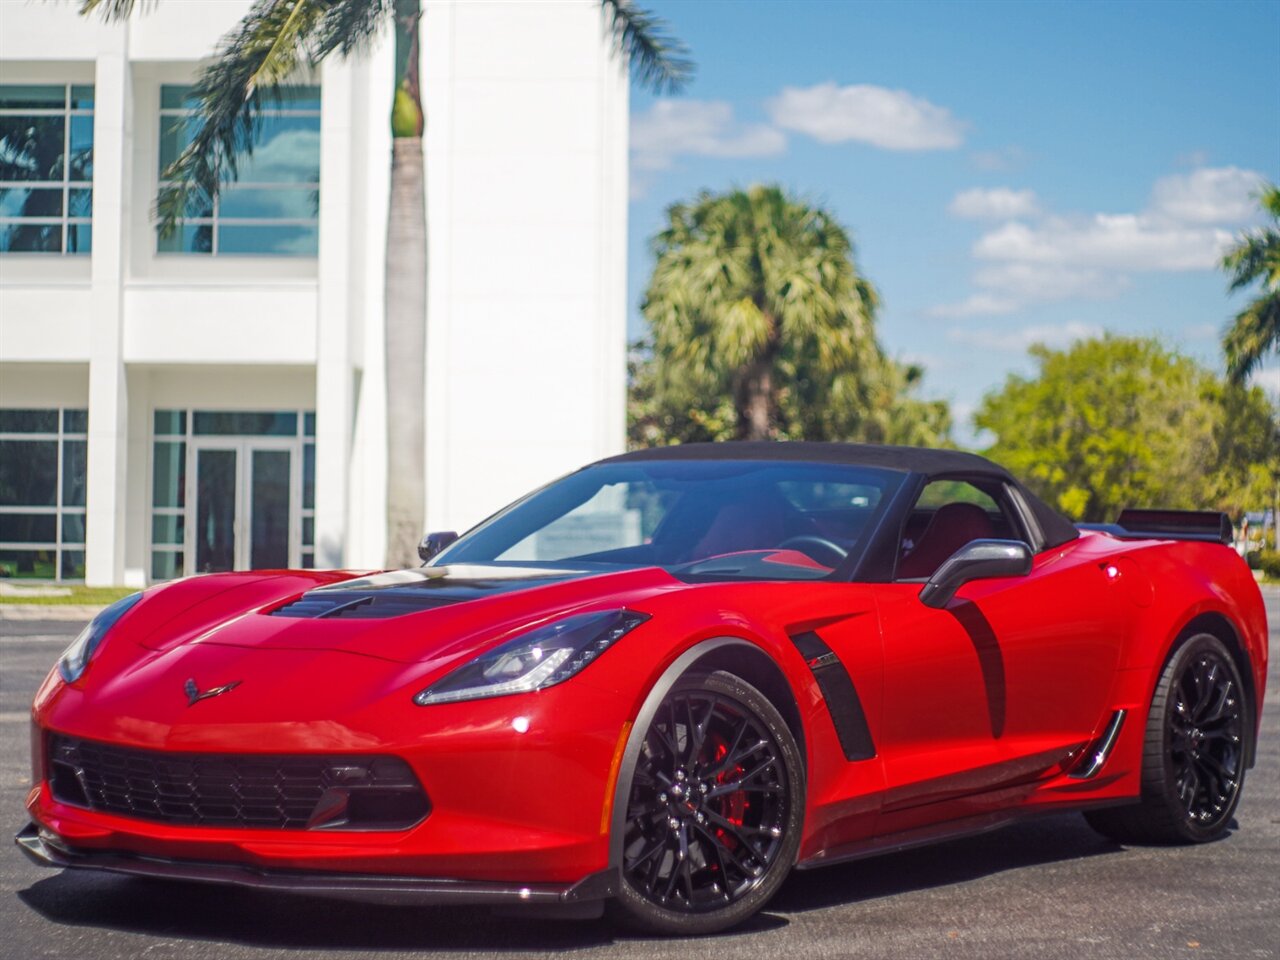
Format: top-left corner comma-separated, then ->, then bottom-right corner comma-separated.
790,630 -> 876,761
1068,710 -> 1126,779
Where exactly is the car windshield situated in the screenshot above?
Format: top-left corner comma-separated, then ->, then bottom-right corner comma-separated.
432,460 -> 905,581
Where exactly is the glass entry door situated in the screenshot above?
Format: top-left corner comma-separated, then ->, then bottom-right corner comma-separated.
191,442 -> 294,573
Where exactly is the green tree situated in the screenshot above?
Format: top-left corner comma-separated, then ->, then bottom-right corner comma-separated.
1222,184 -> 1280,384
975,335 -> 1277,522
635,184 -> 948,446
78,0 -> 691,566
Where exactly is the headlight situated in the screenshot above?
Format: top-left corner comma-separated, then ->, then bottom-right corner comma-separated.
414,608 -> 649,706
58,592 -> 143,683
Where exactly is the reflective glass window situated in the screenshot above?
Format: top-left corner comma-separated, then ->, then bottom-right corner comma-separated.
0,440 -> 57,505
157,84 -> 319,256
152,441 -> 187,507
0,85 -> 93,254
153,409 -> 187,435
192,411 -> 297,436
0,409 -> 58,432
0,406 -> 89,579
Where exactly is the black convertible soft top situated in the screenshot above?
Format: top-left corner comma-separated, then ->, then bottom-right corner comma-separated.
604,441 -> 1079,550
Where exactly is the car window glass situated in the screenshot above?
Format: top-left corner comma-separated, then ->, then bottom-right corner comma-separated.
897,479 -> 1016,580
497,481 -> 673,562
437,461 -> 905,581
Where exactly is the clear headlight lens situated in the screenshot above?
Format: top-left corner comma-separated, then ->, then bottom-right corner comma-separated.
414,608 -> 649,706
58,592 -> 143,683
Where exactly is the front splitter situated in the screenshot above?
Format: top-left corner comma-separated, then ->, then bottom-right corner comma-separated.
15,821 -> 616,907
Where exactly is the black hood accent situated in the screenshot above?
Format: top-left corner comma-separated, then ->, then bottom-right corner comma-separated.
269,566 -> 584,620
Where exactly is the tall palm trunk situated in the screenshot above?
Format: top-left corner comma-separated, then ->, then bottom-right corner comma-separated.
384,0 -> 427,568
384,139 -> 426,567
734,355 -> 775,441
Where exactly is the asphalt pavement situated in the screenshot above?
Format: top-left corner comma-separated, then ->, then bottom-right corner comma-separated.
1,592 -> 1277,960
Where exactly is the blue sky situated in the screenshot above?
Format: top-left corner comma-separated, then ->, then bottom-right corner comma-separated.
625,0 -> 1280,445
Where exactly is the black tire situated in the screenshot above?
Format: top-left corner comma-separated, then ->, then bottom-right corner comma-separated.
1085,633 -> 1248,844
609,670 -> 804,936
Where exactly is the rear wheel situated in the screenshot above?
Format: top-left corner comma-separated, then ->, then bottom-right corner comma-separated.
1085,633 -> 1247,844
610,671 -> 804,935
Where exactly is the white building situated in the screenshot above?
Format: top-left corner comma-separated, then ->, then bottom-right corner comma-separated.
0,0 -> 629,585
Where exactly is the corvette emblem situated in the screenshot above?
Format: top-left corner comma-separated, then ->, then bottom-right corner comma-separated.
184,678 -> 242,706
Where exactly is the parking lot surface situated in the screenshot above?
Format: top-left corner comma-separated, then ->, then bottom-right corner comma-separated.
1,590 -> 1277,960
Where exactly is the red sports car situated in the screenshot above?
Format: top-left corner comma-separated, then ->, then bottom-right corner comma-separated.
17,443 -> 1268,935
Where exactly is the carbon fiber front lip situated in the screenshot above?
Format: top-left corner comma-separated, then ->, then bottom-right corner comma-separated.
15,822 -> 616,905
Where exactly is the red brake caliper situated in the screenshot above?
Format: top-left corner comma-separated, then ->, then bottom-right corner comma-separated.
710,740 -> 749,851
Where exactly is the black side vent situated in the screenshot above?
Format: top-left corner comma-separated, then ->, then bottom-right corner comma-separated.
790,630 -> 876,761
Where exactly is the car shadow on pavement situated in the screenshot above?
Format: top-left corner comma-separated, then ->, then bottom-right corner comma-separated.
769,811 -> 1122,915
15,812 -> 1122,951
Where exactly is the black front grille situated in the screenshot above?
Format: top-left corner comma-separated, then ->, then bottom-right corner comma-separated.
48,735 -> 429,831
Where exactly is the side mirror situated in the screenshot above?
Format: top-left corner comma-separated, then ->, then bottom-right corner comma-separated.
918,539 -> 1032,609
418,530 -> 458,564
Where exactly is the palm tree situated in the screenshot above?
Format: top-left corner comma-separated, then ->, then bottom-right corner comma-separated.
1222,184 -> 1280,384
642,185 -> 882,441
77,0 -> 691,567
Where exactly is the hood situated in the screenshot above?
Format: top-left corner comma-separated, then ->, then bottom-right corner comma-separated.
127,564 -> 684,667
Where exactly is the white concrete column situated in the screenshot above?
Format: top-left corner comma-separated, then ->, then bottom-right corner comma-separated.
314,58 -> 356,568
422,0 -> 456,534
84,31 -> 130,585
596,11 -> 629,460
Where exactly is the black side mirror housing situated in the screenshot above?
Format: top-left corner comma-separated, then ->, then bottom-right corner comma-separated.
418,531 -> 458,564
918,539 -> 1032,609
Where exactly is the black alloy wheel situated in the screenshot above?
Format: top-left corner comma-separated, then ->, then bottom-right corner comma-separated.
1085,633 -> 1249,844
1168,645 -> 1246,826
611,671 -> 804,935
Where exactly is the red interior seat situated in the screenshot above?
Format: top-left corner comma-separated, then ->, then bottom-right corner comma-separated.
897,502 -> 995,579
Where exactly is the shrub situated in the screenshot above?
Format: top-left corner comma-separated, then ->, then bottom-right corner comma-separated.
1258,550 -> 1280,580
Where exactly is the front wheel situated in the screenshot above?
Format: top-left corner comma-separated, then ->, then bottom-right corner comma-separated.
610,670 -> 805,935
1085,633 -> 1248,844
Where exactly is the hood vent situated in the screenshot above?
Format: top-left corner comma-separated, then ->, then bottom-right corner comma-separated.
268,569 -> 586,621
270,591 -> 466,620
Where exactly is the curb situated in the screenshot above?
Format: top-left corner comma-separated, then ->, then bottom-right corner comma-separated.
0,605 -> 103,622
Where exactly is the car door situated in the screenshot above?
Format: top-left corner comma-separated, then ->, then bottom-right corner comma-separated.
874,478 -> 1126,820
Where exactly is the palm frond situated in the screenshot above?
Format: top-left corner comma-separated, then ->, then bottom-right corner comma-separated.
1220,183 -> 1280,382
78,0 -> 155,21
154,0 -> 391,235
314,0 -> 395,60
1223,294 -> 1280,384
599,0 -> 693,94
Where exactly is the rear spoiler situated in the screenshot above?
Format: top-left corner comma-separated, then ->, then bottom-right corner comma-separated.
1078,509 -> 1233,545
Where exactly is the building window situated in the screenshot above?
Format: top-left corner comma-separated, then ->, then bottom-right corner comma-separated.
0,408 -> 88,579
151,409 -> 316,581
0,84 -> 93,254
157,85 -> 320,256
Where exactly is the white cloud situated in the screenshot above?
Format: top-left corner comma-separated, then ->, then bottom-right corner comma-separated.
926,293 -> 1020,319
630,99 -> 786,173
764,82 -> 965,150
1148,166 -> 1266,224
928,264 -> 1125,318
972,214 -> 1233,271
947,321 -> 1104,353
971,263 -> 1125,300
930,165 -> 1263,318
948,187 -> 1039,220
